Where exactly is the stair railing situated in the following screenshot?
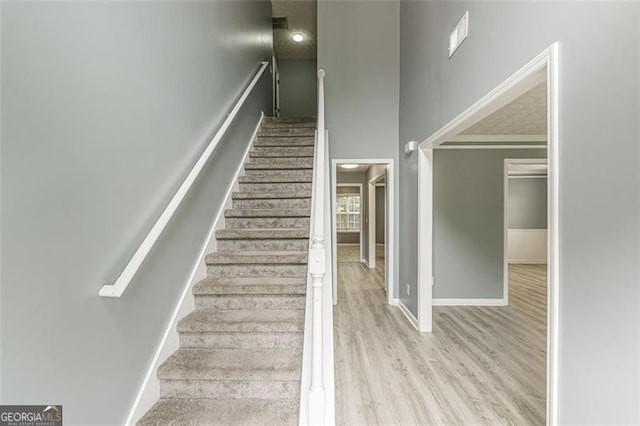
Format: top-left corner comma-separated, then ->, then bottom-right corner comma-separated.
99,62 -> 270,298
300,69 -> 335,425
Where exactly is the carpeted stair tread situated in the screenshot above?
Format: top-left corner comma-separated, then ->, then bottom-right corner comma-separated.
216,228 -> 309,239
225,209 -> 310,218
157,348 -> 302,381
206,251 -> 308,265
178,310 -> 304,333
254,137 -> 315,147
137,399 -> 298,426
232,191 -> 311,200
193,277 -> 307,295
239,174 -> 312,183
244,158 -> 313,169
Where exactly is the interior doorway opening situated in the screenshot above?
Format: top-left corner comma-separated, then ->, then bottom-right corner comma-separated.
417,44 -> 559,423
331,160 -> 394,305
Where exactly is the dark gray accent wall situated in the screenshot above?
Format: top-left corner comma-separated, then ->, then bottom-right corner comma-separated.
278,59 -> 317,117
1,1 -> 272,423
376,186 -> 386,244
318,0 -> 399,288
399,1 -> 639,422
508,177 -> 547,229
433,149 -> 546,299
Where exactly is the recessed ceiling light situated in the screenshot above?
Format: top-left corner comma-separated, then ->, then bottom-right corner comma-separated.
292,33 -> 304,43
341,164 -> 358,169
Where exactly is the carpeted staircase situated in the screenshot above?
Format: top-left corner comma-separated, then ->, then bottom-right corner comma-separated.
138,116 -> 316,425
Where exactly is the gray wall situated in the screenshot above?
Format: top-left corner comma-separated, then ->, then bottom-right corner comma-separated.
336,172 -> 366,248
376,186 -> 385,244
399,1 -> 639,422
278,59 -> 317,117
318,0 -> 400,288
433,149 -> 546,299
0,1 -> 272,424
508,177 -> 547,229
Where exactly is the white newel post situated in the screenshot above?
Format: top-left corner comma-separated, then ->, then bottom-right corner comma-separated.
308,67 -> 327,423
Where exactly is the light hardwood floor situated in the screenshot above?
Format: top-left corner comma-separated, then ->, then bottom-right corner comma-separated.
335,245 -> 547,425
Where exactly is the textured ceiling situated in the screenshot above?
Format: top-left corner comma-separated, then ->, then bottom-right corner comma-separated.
338,165 -> 371,173
461,82 -> 547,136
272,0 -> 317,60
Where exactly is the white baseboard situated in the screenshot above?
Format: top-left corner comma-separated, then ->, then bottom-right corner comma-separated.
125,113 -> 263,425
433,298 -> 507,306
392,299 -> 419,330
509,260 -> 548,265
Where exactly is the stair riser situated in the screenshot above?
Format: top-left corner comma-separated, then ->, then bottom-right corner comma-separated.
225,217 -> 310,229
250,147 -> 315,158
254,138 -> 314,147
261,121 -> 316,127
258,129 -> 315,137
195,294 -> 305,310
232,198 -> 311,210
206,264 -> 307,279
246,158 -> 313,168
160,380 -> 300,400
217,239 -> 309,252
195,284 -> 306,295
243,169 -> 313,181
179,333 -> 303,350
238,183 -> 312,193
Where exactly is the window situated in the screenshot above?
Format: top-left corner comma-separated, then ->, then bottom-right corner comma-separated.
336,192 -> 361,232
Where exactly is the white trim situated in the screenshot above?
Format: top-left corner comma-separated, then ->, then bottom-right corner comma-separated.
436,144 -> 547,150
100,62 -> 269,298
368,181 -> 376,269
417,147 -> 433,333
433,298 -> 507,306
332,159 -> 395,306
447,134 -> 547,143
508,175 -> 547,179
394,300 -> 419,330
361,258 -> 370,268
125,113 -> 263,426
417,44 -> 560,425
368,172 -> 387,271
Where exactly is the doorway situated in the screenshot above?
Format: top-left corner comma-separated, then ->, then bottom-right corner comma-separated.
331,160 -> 394,305
504,158 -> 548,304
417,44 -> 559,422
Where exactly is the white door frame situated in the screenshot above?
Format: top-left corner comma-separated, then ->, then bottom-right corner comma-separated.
367,171 -> 387,271
503,158 -> 548,305
417,43 -> 559,424
332,159 -> 395,306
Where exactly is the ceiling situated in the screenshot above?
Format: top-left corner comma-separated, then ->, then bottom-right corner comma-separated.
460,81 -> 547,136
337,164 -> 371,173
272,0 -> 317,60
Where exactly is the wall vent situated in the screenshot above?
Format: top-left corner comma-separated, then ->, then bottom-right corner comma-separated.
272,17 -> 289,30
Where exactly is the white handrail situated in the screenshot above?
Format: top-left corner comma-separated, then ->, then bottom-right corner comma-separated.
99,62 -> 270,298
